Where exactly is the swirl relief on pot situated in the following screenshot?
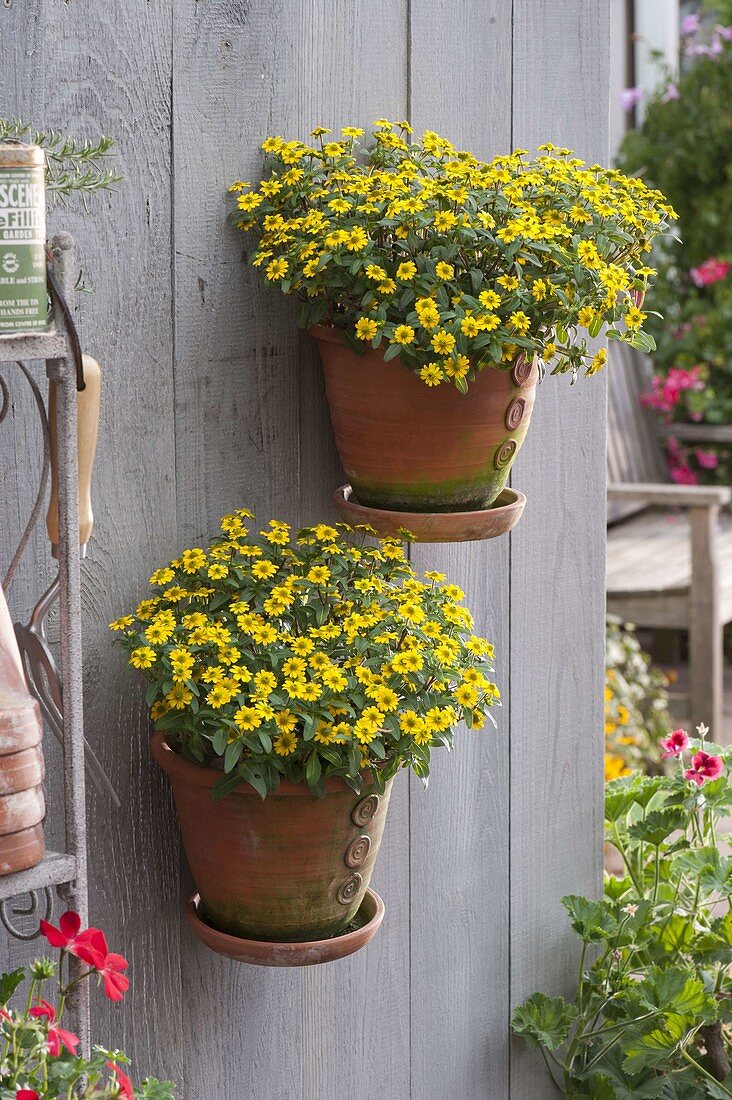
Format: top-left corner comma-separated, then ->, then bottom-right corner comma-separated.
494,438 -> 517,470
336,872 -> 363,905
511,352 -> 533,387
344,834 -> 371,868
505,397 -> 526,431
351,793 -> 379,826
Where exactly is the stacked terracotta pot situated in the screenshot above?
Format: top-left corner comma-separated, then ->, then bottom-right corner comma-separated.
0,587 -> 45,874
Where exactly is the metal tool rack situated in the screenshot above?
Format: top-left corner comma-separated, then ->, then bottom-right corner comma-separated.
0,233 -> 89,1048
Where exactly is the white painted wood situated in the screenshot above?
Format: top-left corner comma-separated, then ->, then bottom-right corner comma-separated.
510,3 -> 609,1095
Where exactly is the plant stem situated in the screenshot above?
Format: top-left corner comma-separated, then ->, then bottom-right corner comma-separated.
682,1049 -> 732,1095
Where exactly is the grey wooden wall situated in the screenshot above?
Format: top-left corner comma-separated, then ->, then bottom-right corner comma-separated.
0,2 -> 608,1097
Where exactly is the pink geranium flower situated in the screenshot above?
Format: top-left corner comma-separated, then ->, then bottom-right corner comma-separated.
92,933 -> 130,1002
696,449 -> 719,470
682,13 -> 700,34
660,729 -> 689,758
685,750 -> 724,786
29,999 -> 79,1057
107,1061 -> 134,1100
690,257 -> 730,287
620,86 -> 644,111
39,911 -> 106,969
663,82 -> 680,102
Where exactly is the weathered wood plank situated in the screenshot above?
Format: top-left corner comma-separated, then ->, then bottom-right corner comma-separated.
408,3 -> 512,1096
290,5 -> 413,1098
510,2 -> 609,1095
689,505 -> 723,732
37,0 -> 183,1082
172,3 -> 304,1096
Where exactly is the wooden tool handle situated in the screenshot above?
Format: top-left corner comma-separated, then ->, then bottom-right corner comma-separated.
46,354 -> 101,547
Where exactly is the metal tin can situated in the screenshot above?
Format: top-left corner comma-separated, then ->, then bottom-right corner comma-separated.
0,143 -> 47,333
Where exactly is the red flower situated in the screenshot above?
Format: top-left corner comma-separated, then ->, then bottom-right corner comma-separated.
39,911 -> 106,968
107,1061 -> 134,1099
16,1092 -> 39,1100
29,999 -> 79,1057
660,729 -> 690,759
685,750 -> 724,787
93,932 -> 130,1002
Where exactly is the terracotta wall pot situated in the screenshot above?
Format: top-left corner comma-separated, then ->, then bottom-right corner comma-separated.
312,324 -> 539,512
0,588 -> 45,875
152,731 -> 392,942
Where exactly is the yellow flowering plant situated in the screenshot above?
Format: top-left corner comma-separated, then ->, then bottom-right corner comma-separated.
111,509 -> 499,799
231,120 -> 676,391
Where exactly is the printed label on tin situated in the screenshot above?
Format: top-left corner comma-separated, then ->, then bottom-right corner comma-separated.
0,166 -> 47,332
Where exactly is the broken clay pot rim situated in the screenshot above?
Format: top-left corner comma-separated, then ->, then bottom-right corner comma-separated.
186,888 -> 385,966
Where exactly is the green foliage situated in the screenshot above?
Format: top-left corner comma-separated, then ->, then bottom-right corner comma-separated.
616,9 -> 732,487
605,617 -> 672,779
0,118 -> 121,202
112,508 -> 499,797
512,738 -> 732,1097
233,121 -> 675,389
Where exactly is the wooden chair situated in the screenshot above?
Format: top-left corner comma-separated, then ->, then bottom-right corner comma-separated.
606,343 -> 732,732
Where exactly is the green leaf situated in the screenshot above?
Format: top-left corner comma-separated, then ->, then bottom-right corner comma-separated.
239,764 -> 268,800
621,1014 -> 689,1074
511,992 -> 577,1051
562,895 -> 617,942
211,770 -> 245,801
655,915 -> 695,955
382,342 -> 403,362
305,752 -> 321,786
0,968 -> 24,1005
211,728 -> 228,756
628,809 -> 685,846
224,740 -> 243,773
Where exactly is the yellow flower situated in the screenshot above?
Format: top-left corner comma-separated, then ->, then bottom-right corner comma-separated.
252,560 -> 278,580
180,548 -> 206,574
166,684 -> 193,710
235,705 -> 262,732
399,710 -> 424,736
275,709 -> 298,733
396,261 -> 417,280
130,646 -> 156,669
274,730 -> 298,756
365,263 -> 388,282
109,615 -> 134,632
454,683 -> 479,708
431,329 -> 455,355
478,289 -> 501,309
355,316 -> 378,342
391,324 -> 415,346
265,258 -> 288,281
419,363 -> 444,387
307,565 -> 331,584
623,305 -> 646,331
435,261 -> 454,280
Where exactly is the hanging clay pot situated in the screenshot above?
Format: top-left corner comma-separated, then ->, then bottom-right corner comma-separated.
312,324 -> 538,513
152,730 -> 392,944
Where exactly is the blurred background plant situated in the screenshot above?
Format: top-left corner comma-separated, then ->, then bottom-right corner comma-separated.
617,1 -> 732,486
605,616 -> 673,779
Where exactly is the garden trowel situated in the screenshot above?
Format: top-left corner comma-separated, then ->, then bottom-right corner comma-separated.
14,354 -> 119,805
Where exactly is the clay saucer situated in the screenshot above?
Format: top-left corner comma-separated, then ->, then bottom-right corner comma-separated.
185,888 -> 385,966
332,484 -> 526,543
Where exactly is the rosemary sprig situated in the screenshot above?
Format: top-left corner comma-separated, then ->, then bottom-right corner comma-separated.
0,118 -> 122,202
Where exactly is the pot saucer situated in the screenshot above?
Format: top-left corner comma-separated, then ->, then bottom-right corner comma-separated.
332,484 -> 526,543
185,888 -> 385,966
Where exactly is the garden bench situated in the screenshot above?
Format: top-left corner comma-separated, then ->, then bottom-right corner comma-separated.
606,343 -> 732,732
